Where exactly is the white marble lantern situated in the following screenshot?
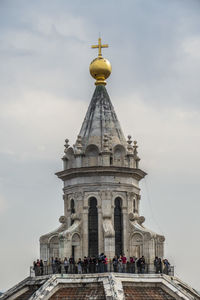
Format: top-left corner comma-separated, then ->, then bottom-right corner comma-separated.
40,84 -> 165,268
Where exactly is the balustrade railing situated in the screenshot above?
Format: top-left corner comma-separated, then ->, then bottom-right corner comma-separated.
30,262 -> 174,277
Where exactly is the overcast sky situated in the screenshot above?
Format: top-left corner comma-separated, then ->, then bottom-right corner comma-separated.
0,0 -> 200,292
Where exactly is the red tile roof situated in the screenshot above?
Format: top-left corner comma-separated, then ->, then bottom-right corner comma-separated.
50,283 -> 106,300
123,286 -> 175,300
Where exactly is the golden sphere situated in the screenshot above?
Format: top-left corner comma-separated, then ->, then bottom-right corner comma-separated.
89,57 -> 112,85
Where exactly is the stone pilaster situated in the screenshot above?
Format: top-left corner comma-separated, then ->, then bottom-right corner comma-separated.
75,155 -> 82,168
63,236 -> 72,258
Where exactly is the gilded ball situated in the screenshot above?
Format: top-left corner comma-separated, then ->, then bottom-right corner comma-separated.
89,57 -> 112,82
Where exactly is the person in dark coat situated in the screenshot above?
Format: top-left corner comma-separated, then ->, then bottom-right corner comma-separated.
91,257 -> 96,273
112,256 -> 118,272
40,259 -> 44,275
35,259 -> 41,276
88,257 -> 92,273
140,256 -> 146,273
83,256 -> 88,274
158,258 -> 163,274
57,258 -> 62,274
136,257 -> 141,273
69,256 -> 75,273
154,256 -> 159,273
51,257 -> 56,274
163,259 -> 170,275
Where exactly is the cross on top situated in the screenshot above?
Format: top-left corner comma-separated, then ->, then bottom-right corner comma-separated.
91,38 -> 108,57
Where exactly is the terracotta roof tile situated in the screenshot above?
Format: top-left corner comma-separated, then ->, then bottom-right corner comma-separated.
50,283 -> 106,300
123,286 -> 175,300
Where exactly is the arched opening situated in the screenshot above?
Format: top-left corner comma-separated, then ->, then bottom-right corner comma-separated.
72,233 -> 81,260
114,197 -> 123,256
88,197 -> 98,257
49,235 -> 59,258
130,233 -> 143,258
113,145 -> 126,167
70,199 -> 75,225
85,145 -> 99,166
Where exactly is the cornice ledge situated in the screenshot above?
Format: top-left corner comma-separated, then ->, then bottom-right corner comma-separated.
55,166 -> 147,181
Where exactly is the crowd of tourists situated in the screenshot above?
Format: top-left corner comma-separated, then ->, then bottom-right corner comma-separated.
33,254 -> 171,276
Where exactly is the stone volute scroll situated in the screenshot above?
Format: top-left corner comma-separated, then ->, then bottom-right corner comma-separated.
59,215 -> 67,224
128,212 -> 145,225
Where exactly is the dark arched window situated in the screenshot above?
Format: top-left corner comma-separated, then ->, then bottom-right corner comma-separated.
71,199 -> 75,225
88,197 -> 98,257
114,197 -> 123,256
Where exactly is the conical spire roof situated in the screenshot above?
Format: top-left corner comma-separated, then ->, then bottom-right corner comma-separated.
79,85 -> 127,151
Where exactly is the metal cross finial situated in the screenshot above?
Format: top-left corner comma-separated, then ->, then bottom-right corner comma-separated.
91,38 -> 108,57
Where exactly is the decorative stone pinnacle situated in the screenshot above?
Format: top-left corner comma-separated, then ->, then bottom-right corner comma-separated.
127,135 -> 133,153
133,140 -> 140,167
127,135 -> 132,145
133,141 -> 138,154
64,139 -> 69,154
65,138 -> 69,147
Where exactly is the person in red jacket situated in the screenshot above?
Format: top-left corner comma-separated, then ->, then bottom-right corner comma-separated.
104,255 -> 108,272
121,254 -> 127,273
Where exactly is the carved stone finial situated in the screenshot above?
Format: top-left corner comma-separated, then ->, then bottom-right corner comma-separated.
127,135 -> 132,144
133,141 -> 138,155
64,139 -> 70,154
133,140 -> 140,167
127,135 -> 133,153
